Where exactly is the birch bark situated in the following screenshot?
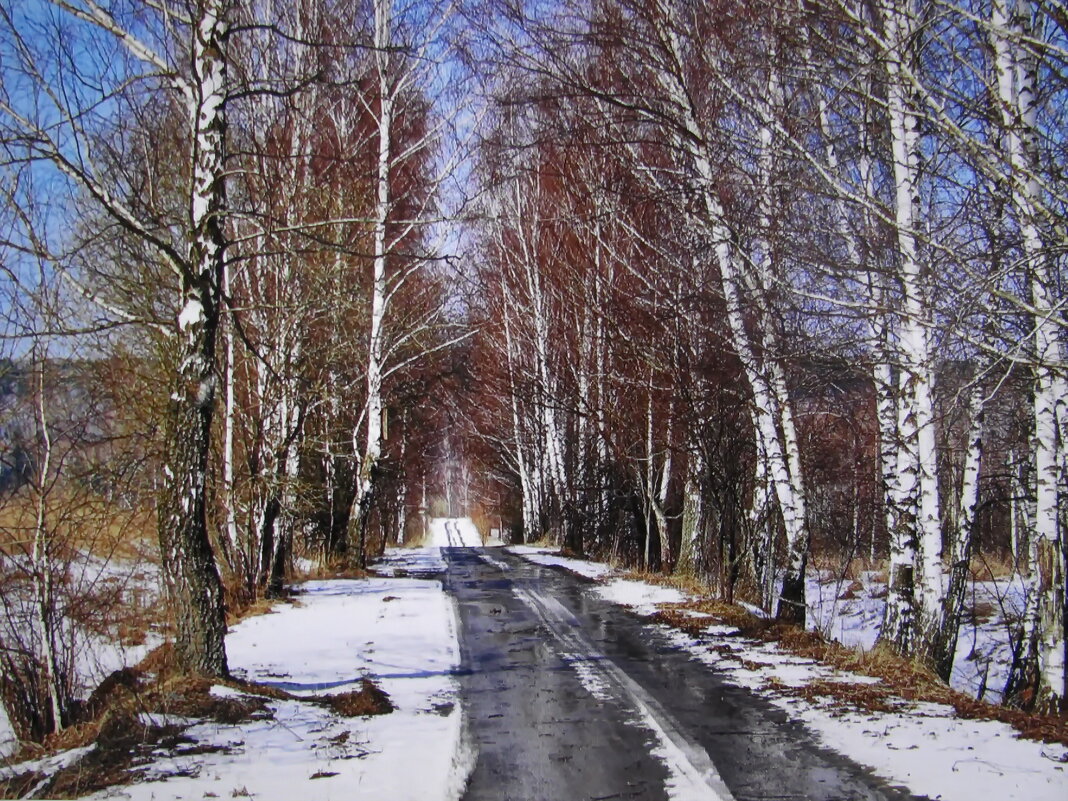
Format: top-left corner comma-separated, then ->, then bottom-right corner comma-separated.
875,0 -> 944,657
157,0 -> 231,677
644,4 -> 811,623
351,0 -> 395,551
991,0 -> 1066,711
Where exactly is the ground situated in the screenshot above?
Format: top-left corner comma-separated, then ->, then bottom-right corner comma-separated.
0,518 -> 1065,800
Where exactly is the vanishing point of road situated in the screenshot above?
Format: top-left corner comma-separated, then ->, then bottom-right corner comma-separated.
441,538 -> 925,801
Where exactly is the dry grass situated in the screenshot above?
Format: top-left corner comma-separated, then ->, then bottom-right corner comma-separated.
224,595 -> 293,627
970,553 -> 1020,581
809,555 -> 888,583
0,493 -> 156,563
0,768 -> 44,799
2,670 -> 281,800
316,679 -> 393,717
300,560 -> 374,581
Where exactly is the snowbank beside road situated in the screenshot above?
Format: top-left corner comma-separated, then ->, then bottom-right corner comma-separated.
507,546 -> 616,580
508,548 -> 1068,801
659,624 -> 1067,801
79,562 -> 468,800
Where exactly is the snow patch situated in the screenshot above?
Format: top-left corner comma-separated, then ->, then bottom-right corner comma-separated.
177,297 -> 204,331
508,546 -> 617,580
594,578 -> 686,615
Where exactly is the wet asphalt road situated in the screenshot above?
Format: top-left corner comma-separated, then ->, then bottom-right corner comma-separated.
442,546 -> 927,801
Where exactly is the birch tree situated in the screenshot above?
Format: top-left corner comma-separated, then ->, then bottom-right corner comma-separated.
0,0 -> 240,675
346,0 -> 469,559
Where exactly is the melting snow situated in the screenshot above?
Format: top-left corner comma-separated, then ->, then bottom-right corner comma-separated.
74,559 -> 469,800
594,578 -> 686,615
506,546 -> 617,580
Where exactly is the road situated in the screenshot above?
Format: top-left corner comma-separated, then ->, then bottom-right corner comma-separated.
443,546 -> 925,801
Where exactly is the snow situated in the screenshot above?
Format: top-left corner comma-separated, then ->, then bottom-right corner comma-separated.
177,297 -> 204,331
72,552 -> 469,800
506,545 -> 617,580
427,516 -> 484,547
805,569 -> 1026,703
0,705 -> 15,759
669,624 -> 1067,801
594,578 -> 686,615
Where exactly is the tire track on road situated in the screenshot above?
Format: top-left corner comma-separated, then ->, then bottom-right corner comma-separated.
511,581 -> 736,801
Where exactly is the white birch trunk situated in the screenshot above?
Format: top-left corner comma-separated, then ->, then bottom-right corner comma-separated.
642,6 -> 810,618
992,0 -> 1066,710
156,0 -> 231,676
353,0 -> 395,539
32,354 -> 65,733
878,0 -> 944,655
931,385 -> 984,679
222,252 -> 242,577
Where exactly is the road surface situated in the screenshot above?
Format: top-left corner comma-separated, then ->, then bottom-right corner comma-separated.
443,543 -> 924,801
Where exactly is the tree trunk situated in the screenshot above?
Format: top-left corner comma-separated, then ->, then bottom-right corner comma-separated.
927,397 -> 983,681
159,312 -> 229,676
991,0 -> 1066,711
156,0 -> 231,678
350,0 -> 395,547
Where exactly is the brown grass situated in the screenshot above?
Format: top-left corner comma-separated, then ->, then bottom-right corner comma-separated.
0,769 -> 44,799
301,560 -> 374,581
2,671 -> 281,800
0,661 -> 393,799
316,679 -> 393,717
0,493 -> 156,562
225,596 -> 283,627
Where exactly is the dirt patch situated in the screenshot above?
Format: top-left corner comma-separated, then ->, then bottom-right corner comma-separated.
765,677 -> 900,714
836,580 -> 864,600
316,679 -> 393,717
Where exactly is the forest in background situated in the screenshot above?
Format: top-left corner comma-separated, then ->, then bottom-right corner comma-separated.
0,0 -> 1064,756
